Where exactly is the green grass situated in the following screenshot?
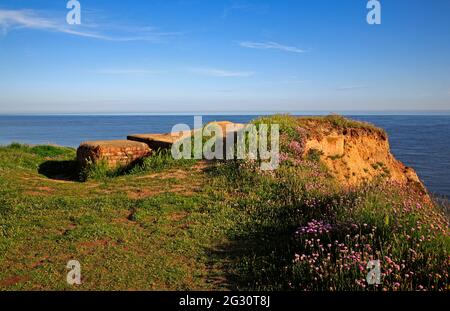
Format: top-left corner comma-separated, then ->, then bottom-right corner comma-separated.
253,114 -> 303,141
0,144 -> 221,290
206,160 -> 449,291
298,114 -> 386,134
79,149 -> 196,181
129,149 -> 196,174
0,116 -> 448,291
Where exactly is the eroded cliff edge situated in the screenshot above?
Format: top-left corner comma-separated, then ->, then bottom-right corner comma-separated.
296,116 -> 427,195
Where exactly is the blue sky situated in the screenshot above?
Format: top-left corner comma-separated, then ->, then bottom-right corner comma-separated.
0,0 -> 449,114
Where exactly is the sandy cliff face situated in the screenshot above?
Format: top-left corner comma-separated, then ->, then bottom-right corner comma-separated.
302,125 -> 426,194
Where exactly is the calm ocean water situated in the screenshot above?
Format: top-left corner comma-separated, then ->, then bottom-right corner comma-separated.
0,115 -> 449,197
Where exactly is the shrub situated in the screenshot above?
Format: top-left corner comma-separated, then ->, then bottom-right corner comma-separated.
130,149 -> 196,174
79,159 -> 120,181
307,148 -> 323,162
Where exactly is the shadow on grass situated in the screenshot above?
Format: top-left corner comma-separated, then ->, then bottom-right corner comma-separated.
206,202 -> 302,290
38,160 -> 81,181
208,232 -> 297,291
202,160 -> 339,290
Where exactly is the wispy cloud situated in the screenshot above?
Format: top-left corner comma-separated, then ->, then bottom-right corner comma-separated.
239,41 -> 307,53
188,67 -> 254,77
0,9 -> 180,41
336,85 -> 369,91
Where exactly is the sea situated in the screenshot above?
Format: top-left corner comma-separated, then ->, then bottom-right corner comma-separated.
0,114 -> 449,198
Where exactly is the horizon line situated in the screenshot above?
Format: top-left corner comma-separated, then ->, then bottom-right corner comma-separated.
1,110 -> 450,116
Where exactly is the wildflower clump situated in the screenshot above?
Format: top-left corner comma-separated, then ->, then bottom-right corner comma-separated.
210,114 -> 450,291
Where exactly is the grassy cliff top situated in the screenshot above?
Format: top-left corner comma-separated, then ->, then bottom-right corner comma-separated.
0,115 -> 448,291
253,114 -> 387,140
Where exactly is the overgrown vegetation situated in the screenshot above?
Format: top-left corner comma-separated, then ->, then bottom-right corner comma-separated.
80,149 -> 196,181
0,115 -> 448,290
205,115 -> 448,291
130,149 -> 196,175
298,114 -> 386,136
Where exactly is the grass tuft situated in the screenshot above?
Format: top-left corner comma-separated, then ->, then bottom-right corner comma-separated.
130,149 -> 196,175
